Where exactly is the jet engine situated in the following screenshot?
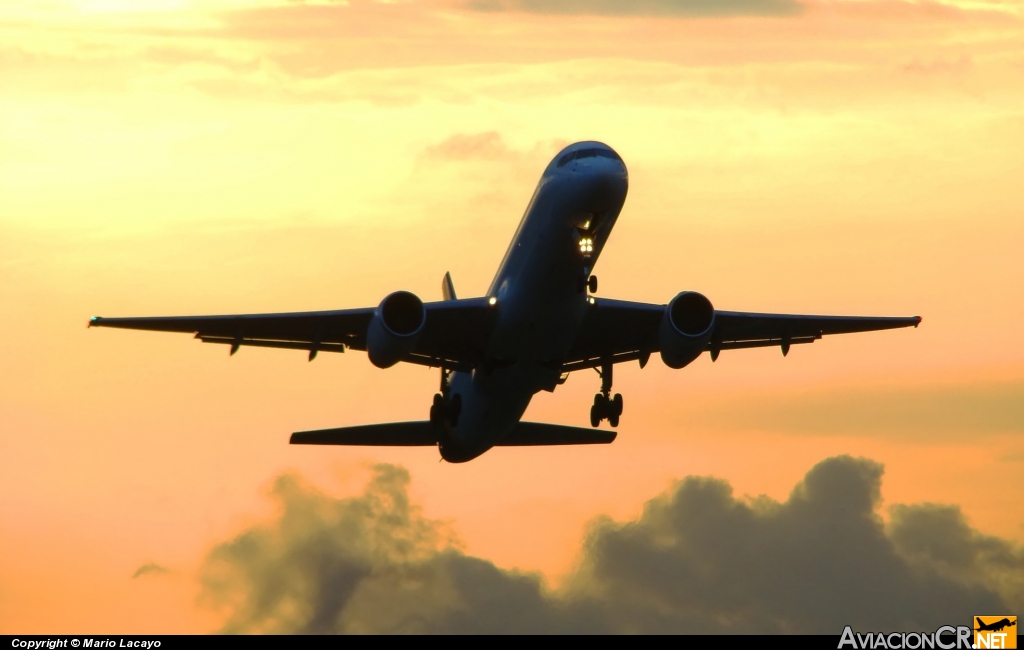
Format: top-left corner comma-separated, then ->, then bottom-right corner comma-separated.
659,291 -> 715,369
366,291 -> 426,369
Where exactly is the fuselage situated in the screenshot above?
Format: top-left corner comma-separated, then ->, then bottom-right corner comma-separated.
440,142 -> 629,462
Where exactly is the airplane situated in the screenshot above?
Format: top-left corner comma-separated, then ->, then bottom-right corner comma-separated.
89,141 -> 921,462
976,618 -> 1016,633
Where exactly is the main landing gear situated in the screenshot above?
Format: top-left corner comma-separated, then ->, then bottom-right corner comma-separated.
590,361 -> 623,428
429,368 -> 461,427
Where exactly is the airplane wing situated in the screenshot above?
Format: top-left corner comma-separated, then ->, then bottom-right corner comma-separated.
88,298 -> 496,370
563,298 -> 921,370
290,421 -> 616,446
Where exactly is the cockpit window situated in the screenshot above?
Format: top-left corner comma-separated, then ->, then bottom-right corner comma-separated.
556,148 -> 621,167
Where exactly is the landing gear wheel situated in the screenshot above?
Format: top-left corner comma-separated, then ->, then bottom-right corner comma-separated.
607,393 -> 623,426
588,275 -> 598,293
430,392 -> 460,426
591,393 -> 608,427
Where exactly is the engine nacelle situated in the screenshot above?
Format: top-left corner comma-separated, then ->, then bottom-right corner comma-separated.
366,291 -> 426,369
659,291 -> 715,369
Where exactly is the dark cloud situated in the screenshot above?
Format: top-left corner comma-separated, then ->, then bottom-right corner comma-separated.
132,562 -> 170,579
465,0 -> 803,17
199,457 -> 1021,633
888,504 -> 1024,607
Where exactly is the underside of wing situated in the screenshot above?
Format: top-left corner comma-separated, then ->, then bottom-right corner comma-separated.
709,311 -> 922,353
289,421 -> 616,446
89,297 -> 496,370
90,308 -> 372,352
564,297 -> 920,369
562,298 -> 664,370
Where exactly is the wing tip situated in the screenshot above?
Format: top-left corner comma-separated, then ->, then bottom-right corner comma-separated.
914,316 -> 922,328
88,316 -> 102,328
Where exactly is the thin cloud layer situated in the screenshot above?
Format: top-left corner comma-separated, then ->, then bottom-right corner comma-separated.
199,456 -> 1021,633
132,562 -> 170,579
466,0 -> 803,16
683,380 -> 1024,440
421,132 -> 514,161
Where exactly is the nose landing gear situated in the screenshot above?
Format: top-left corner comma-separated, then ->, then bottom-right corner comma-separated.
589,361 -> 623,428
577,273 -> 598,294
429,368 -> 461,427
577,231 -> 598,294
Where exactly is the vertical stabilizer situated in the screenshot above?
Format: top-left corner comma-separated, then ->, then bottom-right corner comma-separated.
442,272 -> 457,301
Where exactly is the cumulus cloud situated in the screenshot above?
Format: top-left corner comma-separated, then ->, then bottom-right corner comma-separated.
465,0 -> 803,17
199,457 -> 1021,633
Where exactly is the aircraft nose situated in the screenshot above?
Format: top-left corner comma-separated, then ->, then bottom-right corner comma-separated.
580,160 -> 628,203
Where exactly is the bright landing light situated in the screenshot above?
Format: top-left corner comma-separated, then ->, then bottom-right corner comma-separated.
488,297 -> 497,306
579,237 -> 594,254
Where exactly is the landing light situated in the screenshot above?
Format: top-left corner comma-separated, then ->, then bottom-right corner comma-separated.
579,237 -> 594,254
488,297 -> 497,306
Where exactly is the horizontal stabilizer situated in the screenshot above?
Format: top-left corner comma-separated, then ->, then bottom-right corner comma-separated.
291,421 -> 436,446
290,421 -> 616,447
498,422 -> 616,445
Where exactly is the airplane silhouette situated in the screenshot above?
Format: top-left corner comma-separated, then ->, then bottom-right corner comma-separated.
976,618 -> 1017,633
90,141 -> 921,462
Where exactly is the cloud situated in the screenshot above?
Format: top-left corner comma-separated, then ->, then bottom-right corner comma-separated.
132,562 -> 170,579
199,456 -> 1022,633
421,132 -> 514,161
418,132 -> 569,167
888,504 -> 1024,607
465,0 -> 803,17
144,47 -> 262,74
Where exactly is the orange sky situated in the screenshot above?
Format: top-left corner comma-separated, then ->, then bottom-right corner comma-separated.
1,0 -> 1023,633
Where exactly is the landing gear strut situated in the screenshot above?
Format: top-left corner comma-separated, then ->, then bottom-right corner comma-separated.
429,368 -> 461,427
577,273 -> 598,294
589,361 -> 623,428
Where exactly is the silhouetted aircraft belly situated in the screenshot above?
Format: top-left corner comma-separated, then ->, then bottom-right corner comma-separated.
90,141 -> 921,462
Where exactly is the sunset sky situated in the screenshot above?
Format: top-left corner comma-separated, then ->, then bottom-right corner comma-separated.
1,0 -> 1023,633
